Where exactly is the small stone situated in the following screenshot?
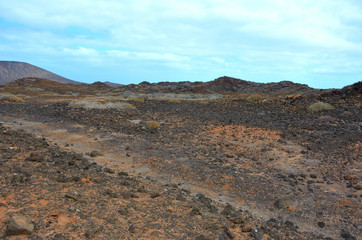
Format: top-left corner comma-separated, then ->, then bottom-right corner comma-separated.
129,224 -> 136,233
269,230 -> 282,239
343,175 -> 353,181
90,150 -> 103,158
72,176 -> 81,182
191,206 -> 201,216
54,233 -> 68,239
209,204 -> 218,213
195,235 -> 209,240
176,193 -> 186,201
105,190 -> 119,198
150,192 -> 160,198
274,197 -> 293,209
241,223 -> 252,232
56,174 -> 69,183
218,233 -> 228,240
85,229 -> 97,239
104,168 -> 115,174
65,192 -> 85,202
223,226 -> 235,239
300,173 -> 307,178
340,229 -> 356,240
230,216 -> 244,224
26,153 -> 45,162
252,228 -> 264,240
353,185 -> 362,190
6,215 -> 34,235
310,174 -> 317,178
317,222 -> 325,228
221,203 -> 236,216
137,186 -> 147,193
118,207 -> 129,216
118,171 -> 129,176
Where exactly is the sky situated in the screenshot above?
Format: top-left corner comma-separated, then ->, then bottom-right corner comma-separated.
0,0 -> 362,88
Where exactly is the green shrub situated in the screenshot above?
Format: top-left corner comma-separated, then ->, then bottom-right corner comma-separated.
308,101 -> 334,112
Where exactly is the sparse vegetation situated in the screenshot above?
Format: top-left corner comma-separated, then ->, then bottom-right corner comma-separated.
148,121 -> 161,128
129,97 -> 146,102
246,93 -> 267,102
166,98 -> 182,103
308,101 -> 334,112
0,93 -> 25,102
69,101 -> 136,110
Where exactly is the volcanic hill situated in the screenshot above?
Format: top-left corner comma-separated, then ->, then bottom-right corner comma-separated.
0,61 -> 79,85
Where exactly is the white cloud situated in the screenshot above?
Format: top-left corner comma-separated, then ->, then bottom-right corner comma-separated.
107,50 -> 189,62
1,0 -> 361,53
0,0 -> 361,87
63,47 -> 98,57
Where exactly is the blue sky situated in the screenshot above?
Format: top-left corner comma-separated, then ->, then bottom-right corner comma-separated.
0,0 -> 361,88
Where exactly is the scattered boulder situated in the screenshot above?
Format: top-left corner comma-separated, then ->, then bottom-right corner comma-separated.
150,192 -> 160,198
251,228 -> 264,240
195,234 -> 209,240
223,226 -> 235,239
89,150 -> 103,157
318,222 -> 325,228
128,224 -> 136,233
6,215 -> 34,235
221,203 -> 236,216
274,196 -> 294,209
340,229 -> 356,240
26,152 -> 45,162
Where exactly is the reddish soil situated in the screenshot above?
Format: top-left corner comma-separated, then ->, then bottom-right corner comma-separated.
0,85 -> 361,239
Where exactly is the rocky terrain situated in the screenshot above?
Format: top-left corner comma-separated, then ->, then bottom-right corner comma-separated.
0,77 -> 361,239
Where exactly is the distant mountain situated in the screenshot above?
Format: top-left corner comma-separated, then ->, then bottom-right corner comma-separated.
0,61 -> 80,85
128,76 -> 313,94
205,76 -> 312,93
103,81 -> 124,87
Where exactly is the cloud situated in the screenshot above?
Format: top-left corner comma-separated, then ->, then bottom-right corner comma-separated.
107,50 -> 189,62
1,0 -> 361,53
0,0 -> 361,87
63,47 -> 98,57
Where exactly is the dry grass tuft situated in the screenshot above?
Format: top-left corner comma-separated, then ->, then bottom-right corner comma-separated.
69,101 -> 136,110
129,97 -> 146,102
148,121 -> 161,128
0,93 -> 25,102
246,93 -> 267,102
166,98 -> 182,103
308,101 -> 334,112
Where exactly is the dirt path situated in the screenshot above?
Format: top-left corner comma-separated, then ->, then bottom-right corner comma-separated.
2,115 -> 359,239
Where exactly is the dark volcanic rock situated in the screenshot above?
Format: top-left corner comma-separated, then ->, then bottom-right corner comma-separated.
340,229 -> 356,240
26,152 -> 45,162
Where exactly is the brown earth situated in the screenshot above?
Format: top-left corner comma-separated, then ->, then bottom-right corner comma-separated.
0,79 -> 361,239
